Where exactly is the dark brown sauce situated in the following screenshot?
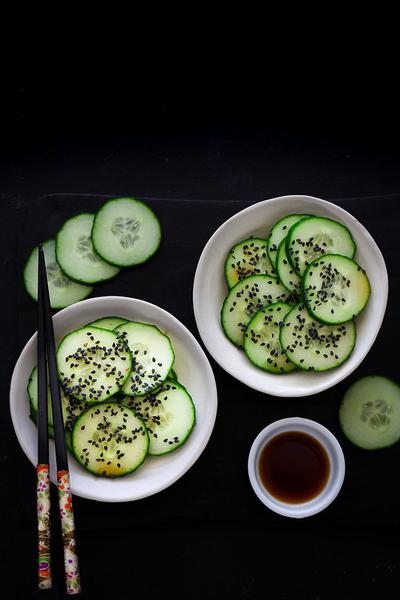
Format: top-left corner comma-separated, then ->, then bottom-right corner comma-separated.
258,431 -> 330,504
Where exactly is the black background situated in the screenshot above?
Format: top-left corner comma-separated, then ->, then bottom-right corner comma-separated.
2,69 -> 400,600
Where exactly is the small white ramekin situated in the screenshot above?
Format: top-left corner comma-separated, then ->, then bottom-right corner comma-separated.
248,417 -> 345,518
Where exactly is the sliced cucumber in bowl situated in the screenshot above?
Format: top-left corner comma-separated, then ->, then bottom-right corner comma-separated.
72,402 -> 149,476
302,254 -> 370,325
280,303 -> 356,371
225,238 -> 274,288
57,326 -> 132,402
221,274 -> 293,347
244,302 -> 296,374
28,366 -> 87,449
286,216 -> 356,276
267,214 -> 307,269
122,378 -> 195,455
86,316 -> 128,331
115,321 -> 175,396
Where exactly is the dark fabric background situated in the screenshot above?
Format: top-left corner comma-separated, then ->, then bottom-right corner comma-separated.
3,193 -> 400,599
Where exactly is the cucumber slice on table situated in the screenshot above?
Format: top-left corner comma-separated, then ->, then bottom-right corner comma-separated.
115,321 -> 175,396
221,274 -> 293,347
122,378 -> 195,455
276,239 -> 302,294
244,302 -> 297,373
267,214 -> 307,269
225,238 -> 275,288
56,213 -> 120,284
92,197 -> 161,267
23,239 -> 92,309
28,366 -> 86,448
87,316 -> 128,331
286,216 -> 356,276
339,376 -> 400,450
57,326 -> 132,402
72,403 -> 149,476
280,303 -> 356,371
302,254 -> 370,325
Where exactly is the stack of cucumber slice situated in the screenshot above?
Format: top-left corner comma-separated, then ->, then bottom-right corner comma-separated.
28,317 -> 195,477
221,214 -> 371,373
23,198 -> 161,309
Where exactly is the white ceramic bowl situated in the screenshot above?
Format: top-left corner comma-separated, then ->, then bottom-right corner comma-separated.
10,296 -> 218,502
248,418 -> 345,518
193,195 -> 388,397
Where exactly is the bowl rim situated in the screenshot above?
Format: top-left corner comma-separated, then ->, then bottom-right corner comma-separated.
192,194 -> 388,397
9,295 -> 218,502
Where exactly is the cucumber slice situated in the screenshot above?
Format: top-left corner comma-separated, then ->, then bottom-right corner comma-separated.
339,376 -> 400,450
303,254 -> 370,325
225,238 -> 275,288
244,302 -> 297,374
286,216 -> 356,275
86,316 -> 128,331
267,214 -> 307,269
169,368 -> 178,381
23,239 -> 93,309
221,274 -> 292,347
115,321 -> 175,396
72,403 -> 149,476
122,379 -> 195,455
276,239 -> 302,294
28,366 -> 86,443
92,197 -> 161,267
280,303 -> 356,371
56,213 -> 120,284
57,326 -> 132,402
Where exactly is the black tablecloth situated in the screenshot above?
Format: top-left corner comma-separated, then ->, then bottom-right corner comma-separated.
3,193 -> 400,599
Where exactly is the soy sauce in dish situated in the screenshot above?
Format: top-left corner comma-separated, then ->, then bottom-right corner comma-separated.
258,431 -> 330,504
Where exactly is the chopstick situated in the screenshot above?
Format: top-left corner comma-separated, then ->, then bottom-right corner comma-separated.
37,245 -> 52,590
37,244 -> 81,595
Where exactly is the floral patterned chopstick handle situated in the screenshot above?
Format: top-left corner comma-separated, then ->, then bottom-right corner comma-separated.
57,470 -> 81,595
37,464 -> 52,589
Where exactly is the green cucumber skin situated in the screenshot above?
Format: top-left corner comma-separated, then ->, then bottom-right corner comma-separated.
224,237 -> 273,288
57,325 -> 133,402
220,274 -> 292,348
149,382 -> 195,456
85,317 -> 129,331
244,302 -> 297,375
301,254 -> 371,326
267,214 -> 309,267
55,212 -> 121,285
123,380 -> 196,457
285,216 -> 356,273
23,238 -> 93,309
115,321 -> 175,397
279,304 -> 357,372
91,197 -> 162,268
71,403 -> 149,477
339,375 -> 400,450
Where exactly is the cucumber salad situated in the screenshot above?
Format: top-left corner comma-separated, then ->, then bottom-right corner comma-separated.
221,214 -> 371,373
23,198 -> 161,309
28,317 -> 195,477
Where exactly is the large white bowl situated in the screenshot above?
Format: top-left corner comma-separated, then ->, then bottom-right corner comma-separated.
10,296 -> 218,502
193,195 -> 388,397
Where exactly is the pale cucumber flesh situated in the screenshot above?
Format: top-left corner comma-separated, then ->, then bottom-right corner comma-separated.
339,376 -> 400,449
56,213 -> 120,284
23,239 -> 92,309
